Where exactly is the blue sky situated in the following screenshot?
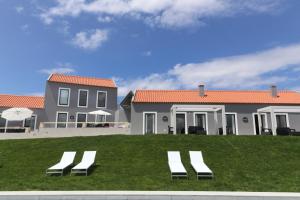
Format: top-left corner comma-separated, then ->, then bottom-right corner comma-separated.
1,0 -> 300,96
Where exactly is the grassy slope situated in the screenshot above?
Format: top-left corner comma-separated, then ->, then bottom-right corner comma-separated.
0,135 -> 299,191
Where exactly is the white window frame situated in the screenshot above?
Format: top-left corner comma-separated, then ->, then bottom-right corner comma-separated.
193,112 -> 208,135
96,90 -> 107,108
252,113 -> 268,135
56,111 -> 69,128
175,112 -> 188,135
275,113 -> 290,128
225,112 -> 239,135
77,89 -> 89,108
22,114 -> 37,130
142,112 -> 157,135
57,87 -> 71,107
94,115 -> 107,123
76,112 -> 87,128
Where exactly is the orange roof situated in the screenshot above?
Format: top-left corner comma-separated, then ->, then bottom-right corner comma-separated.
133,90 -> 300,105
48,74 -> 116,88
0,94 -> 44,109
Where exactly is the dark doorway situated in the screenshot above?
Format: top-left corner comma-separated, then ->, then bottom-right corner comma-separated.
254,114 -> 259,135
176,113 -> 186,134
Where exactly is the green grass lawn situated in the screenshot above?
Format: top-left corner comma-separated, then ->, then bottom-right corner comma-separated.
0,135 -> 299,191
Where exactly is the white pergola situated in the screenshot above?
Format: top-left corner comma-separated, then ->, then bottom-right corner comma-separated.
257,106 -> 300,136
170,104 -> 226,135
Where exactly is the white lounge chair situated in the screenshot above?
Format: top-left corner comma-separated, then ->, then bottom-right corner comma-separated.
189,151 -> 213,179
71,151 -> 96,176
46,151 -> 76,176
167,151 -> 187,179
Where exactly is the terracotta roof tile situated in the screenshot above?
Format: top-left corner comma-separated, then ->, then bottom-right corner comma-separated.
0,94 -> 44,109
48,74 -> 116,88
133,90 -> 300,105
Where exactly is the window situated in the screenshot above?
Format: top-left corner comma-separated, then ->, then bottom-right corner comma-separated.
276,114 -> 289,128
58,88 -> 70,106
226,113 -> 238,135
143,112 -> 157,134
96,91 -> 107,108
194,113 -> 207,130
56,112 -> 68,128
95,115 -> 106,123
76,113 -> 87,128
24,115 -> 37,130
0,114 -> 6,128
78,89 -> 88,107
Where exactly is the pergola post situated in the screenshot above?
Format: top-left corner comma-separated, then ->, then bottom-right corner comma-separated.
214,111 -> 218,135
270,107 -> 277,136
171,107 -> 177,135
221,106 -> 227,135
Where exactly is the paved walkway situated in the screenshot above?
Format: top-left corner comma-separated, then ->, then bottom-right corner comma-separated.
0,191 -> 299,200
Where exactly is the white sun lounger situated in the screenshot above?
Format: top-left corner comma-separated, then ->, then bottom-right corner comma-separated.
189,151 -> 213,179
71,151 -> 96,176
46,151 -> 76,176
167,151 -> 188,179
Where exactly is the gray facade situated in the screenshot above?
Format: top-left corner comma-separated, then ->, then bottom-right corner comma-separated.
43,81 -> 118,127
129,102 -> 300,135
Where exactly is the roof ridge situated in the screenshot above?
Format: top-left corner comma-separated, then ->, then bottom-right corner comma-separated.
51,73 -> 114,81
135,89 -> 296,93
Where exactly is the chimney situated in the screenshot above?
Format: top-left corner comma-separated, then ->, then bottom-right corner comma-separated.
270,85 -> 278,98
198,83 -> 205,97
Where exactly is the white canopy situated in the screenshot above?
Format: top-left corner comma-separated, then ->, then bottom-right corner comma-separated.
88,110 -> 111,116
2,107 -> 33,121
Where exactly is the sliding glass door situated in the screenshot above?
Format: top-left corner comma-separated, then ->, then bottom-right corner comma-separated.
194,113 -> 207,130
276,114 -> 288,128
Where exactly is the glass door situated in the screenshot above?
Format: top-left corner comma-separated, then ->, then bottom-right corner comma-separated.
176,113 -> 186,134
276,114 -> 288,128
57,112 -> 68,128
144,113 -> 156,134
76,113 -> 87,128
226,114 -> 237,134
195,113 -> 206,130
24,115 -> 37,130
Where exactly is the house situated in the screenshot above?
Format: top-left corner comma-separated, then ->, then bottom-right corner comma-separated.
0,94 -> 45,132
43,74 -> 117,128
121,84 -> 300,135
0,74 -> 118,131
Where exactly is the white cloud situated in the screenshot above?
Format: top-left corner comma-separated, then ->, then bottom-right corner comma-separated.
40,0 -> 282,28
15,6 -> 24,13
71,29 -> 108,50
142,51 -> 152,56
38,63 -> 76,75
116,43 -> 300,96
20,24 -> 30,33
97,16 -> 113,23
114,74 -> 178,96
